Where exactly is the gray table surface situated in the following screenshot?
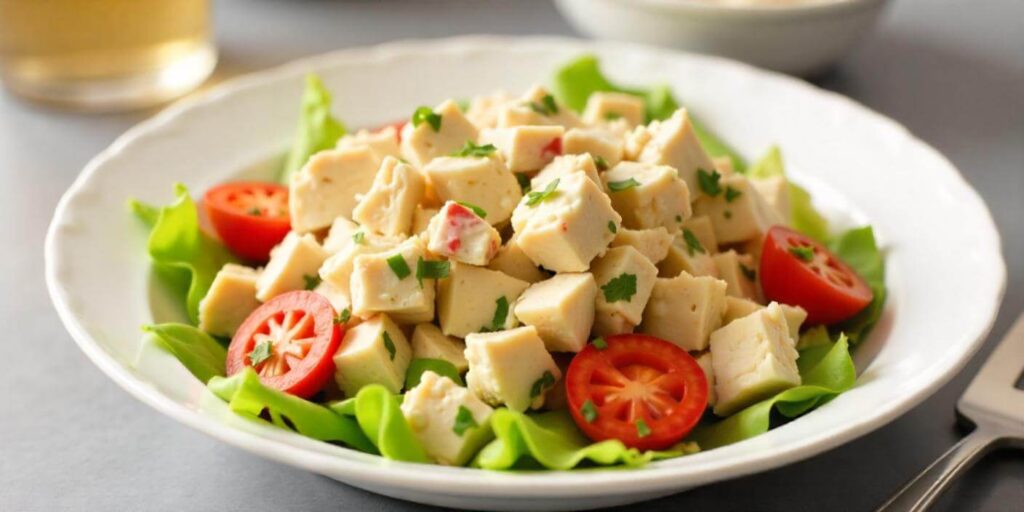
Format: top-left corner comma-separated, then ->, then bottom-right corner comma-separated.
2,0 -> 1021,510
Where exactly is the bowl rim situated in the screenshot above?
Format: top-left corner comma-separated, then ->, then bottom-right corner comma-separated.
598,0 -> 889,18
45,35 -> 1006,497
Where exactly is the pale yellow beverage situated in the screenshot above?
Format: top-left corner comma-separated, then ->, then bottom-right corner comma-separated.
0,0 -> 216,110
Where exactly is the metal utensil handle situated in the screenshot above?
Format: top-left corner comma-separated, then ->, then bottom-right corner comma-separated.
876,428 -> 1000,512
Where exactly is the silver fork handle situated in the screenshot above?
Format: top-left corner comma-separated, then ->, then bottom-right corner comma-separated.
876,427 -> 1001,512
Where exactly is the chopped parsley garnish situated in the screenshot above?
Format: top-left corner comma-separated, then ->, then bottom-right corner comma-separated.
525,178 -> 559,206
601,273 -> 637,303
515,172 -> 531,193
416,257 -> 450,285
580,400 -> 598,423
455,201 -> 487,219
411,106 -> 441,132
352,231 -> 365,244
248,207 -> 262,216
636,419 -> 651,438
382,331 -> 396,360
452,140 -> 497,157
591,337 -> 607,350
489,296 -> 510,331
724,186 -> 742,203
603,112 -> 622,121
302,274 -> 321,290
386,253 -> 411,279
452,405 -> 478,436
607,177 -> 640,192
594,155 -> 609,171
789,246 -> 815,262
608,221 -> 617,234
334,308 -> 351,325
528,94 -> 559,116
740,264 -> 757,281
248,340 -> 273,366
682,229 -> 706,256
530,370 -> 556,399
697,169 -> 722,197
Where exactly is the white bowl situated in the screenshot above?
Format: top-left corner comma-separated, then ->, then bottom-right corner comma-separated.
45,36 -> 1004,510
555,0 -> 890,75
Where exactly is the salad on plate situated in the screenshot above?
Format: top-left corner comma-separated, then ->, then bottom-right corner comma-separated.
130,56 -> 886,470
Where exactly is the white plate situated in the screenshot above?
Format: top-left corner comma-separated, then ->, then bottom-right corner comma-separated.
45,36 -> 1005,510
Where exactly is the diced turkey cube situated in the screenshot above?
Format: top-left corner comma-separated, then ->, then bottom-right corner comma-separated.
634,109 -> 716,199
412,205 -> 439,235
426,201 -> 502,265
336,127 -> 401,161
602,161 -> 691,233
781,305 -> 808,340
465,326 -> 562,411
352,157 -> 426,237
681,215 -> 719,255
322,216 -> 360,254
562,128 -> 624,168
610,227 -> 673,265
513,273 -> 597,352
401,371 -> 494,466
694,175 -> 777,245
712,156 -> 735,176
582,92 -> 646,128
198,264 -> 260,337
289,147 -> 381,233
641,271 -> 727,351
487,236 -> 547,283
713,250 -> 759,300
437,262 -> 530,337
511,171 -> 621,272
479,125 -> 564,173
497,85 -> 582,129
723,296 -> 764,325
531,154 -> 600,190
255,232 -> 329,302
710,302 -> 801,416
658,230 -> 719,278
465,91 -> 513,130
751,175 -> 791,224
591,246 -> 658,336
423,155 -> 522,226
695,352 -> 717,407
411,323 -> 468,373
401,100 -> 479,168
350,238 -> 435,324
313,279 -> 352,318
318,232 -> 405,307
333,314 -> 411,396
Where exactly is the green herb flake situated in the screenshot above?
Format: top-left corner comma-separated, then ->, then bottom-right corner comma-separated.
607,177 -> 640,192
594,155 -> 609,171
490,296 -> 510,331
636,419 -> 651,438
603,112 -> 622,121
724,186 -> 742,203
528,94 -> 559,116
581,400 -> 599,423
682,229 -> 706,256
591,337 -> 607,350
601,273 -> 637,303
789,246 -> 815,262
334,308 -> 351,325
452,140 -> 497,158
515,172 -> 532,193
411,106 -> 442,132
352,231 -> 365,244
248,207 -> 262,216
607,221 -> 617,234
416,257 -> 450,284
455,201 -> 487,219
386,253 -> 412,279
248,340 -> 273,366
382,331 -> 396,360
302,274 -> 321,290
740,264 -> 757,281
697,169 -> 722,197
452,405 -> 479,436
530,370 -> 556,399
525,178 -> 559,207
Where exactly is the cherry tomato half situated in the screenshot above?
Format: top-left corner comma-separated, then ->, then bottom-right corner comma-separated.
226,291 -> 342,398
566,334 -> 707,451
204,182 -> 291,262
760,225 -> 873,325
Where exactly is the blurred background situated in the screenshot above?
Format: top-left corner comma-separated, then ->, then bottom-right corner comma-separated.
1,1 -> 1020,511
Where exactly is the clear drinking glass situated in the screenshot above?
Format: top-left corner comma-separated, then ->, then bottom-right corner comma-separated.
0,0 -> 216,111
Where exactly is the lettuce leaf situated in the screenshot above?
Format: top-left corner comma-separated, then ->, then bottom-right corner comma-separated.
128,184 -> 234,324
747,146 -> 830,242
143,323 -> 226,384
829,227 -> 887,344
280,74 -> 347,183
405,358 -> 463,389
348,385 -> 432,463
688,334 -> 854,449
552,55 -> 746,171
208,368 -> 376,453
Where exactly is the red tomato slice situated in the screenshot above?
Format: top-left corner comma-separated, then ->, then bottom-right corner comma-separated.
226,291 -> 342,398
204,182 -> 290,262
760,225 -> 873,325
566,334 -> 707,450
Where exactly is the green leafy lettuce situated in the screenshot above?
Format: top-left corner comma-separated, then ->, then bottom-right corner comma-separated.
128,184 -> 234,324
747,146 -> 830,242
143,323 -> 226,384
280,74 -> 347,183
829,227 -> 886,344
552,55 -> 746,171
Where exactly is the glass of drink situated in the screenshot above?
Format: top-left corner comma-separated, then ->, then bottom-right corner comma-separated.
0,0 -> 216,111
